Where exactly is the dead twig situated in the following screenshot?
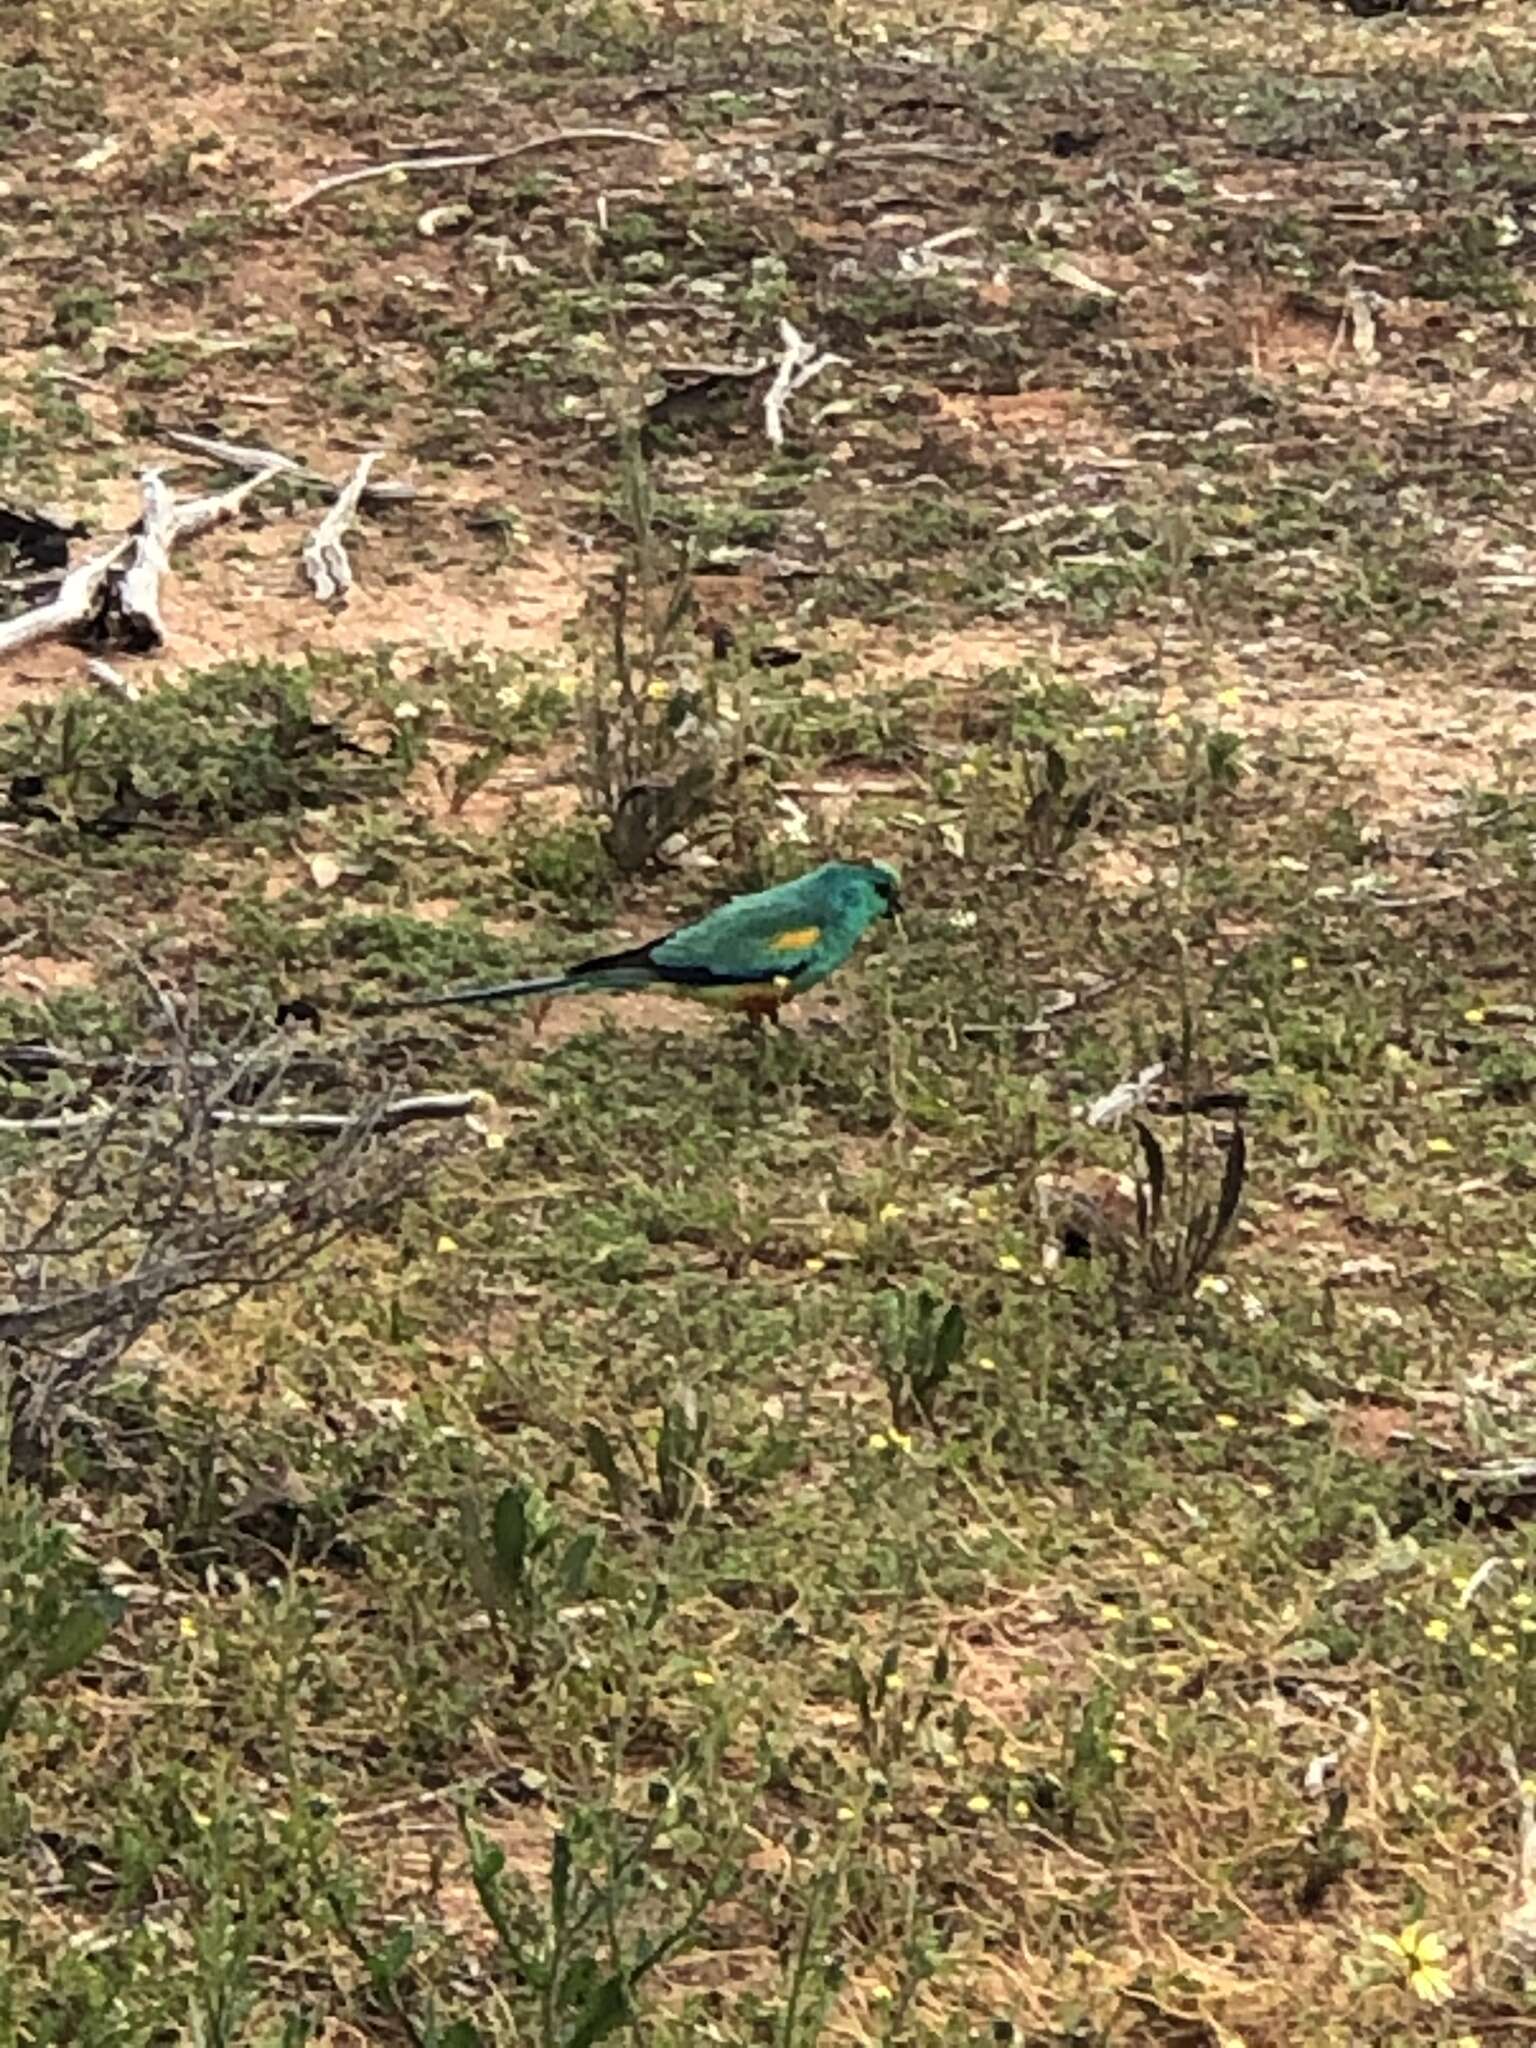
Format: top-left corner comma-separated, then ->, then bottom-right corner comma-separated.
1499,1744 -> 1536,1976
112,470 -> 177,651
0,1092 -> 478,1138
161,428 -> 305,480
280,126 -> 670,214
0,539 -> 134,659
0,465 -> 284,663
840,141 -> 984,164
302,452 -> 379,607
762,318 -> 844,450
898,226 -> 984,278
1020,974 -> 1131,1037
658,358 -> 766,381
170,462 -> 286,542
161,429 -> 419,504
0,1014 -> 473,1470
1085,1061 -> 1165,1130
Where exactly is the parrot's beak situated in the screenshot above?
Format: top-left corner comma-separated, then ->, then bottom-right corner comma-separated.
886,887 -> 904,926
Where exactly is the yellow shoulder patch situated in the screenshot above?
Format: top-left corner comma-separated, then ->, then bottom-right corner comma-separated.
770,925 -> 821,953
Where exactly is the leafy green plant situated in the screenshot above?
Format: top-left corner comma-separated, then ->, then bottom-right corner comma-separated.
578,437 -> 726,872
1127,1116 -> 1247,1303
0,1475 -> 123,1741
51,283 -> 118,346
460,1481 -> 600,1631
842,1638 -> 951,1774
875,1289 -> 966,1430
582,1387 -> 710,1530
0,659 -> 407,837
457,1740 -> 749,2045
1019,1681 -> 1122,1843
1019,740 -> 1099,868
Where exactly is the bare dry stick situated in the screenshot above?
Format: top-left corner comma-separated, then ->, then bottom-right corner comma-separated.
162,429 -> 305,480
113,470 -> 177,650
1499,1744 -> 1536,1975
85,656 -> 138,701
0,1092 -> 478,1138
161,429 -> 419,504
898,226 -> 983,278
303,452 -> 379,606
0,538 -> 133,659
281,126 -> 669,213
171,461 -> 287,541
0,1027 -> 472,1466
0,466 -> 283,663
1085,1061 -> 1166,1131
762,318 -> 844,450
658,357 -> 766,381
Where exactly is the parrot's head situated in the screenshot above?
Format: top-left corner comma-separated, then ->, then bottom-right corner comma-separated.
828,858 -> 902,925
866,859 -> 902,919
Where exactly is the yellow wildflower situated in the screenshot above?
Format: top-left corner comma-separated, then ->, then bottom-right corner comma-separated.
1369,1922 -> 1453,2005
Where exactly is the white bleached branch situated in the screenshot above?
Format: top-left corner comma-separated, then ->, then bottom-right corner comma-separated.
302,452 -> 379,607
169,462 -> 286,543
0,1093 -> 480,1139
113,469 -> 177,650
1085,1061 -> 1166,1130
762,318 -> 845,449
0,465 -> 283,663
0,538 -> 133,658
281,126 -> 669,214
161,428 -> 418,504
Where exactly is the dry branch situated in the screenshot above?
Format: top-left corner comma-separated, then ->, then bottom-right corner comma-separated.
1085,1061 -> 1166,1130
0,539 -> 133,658
302,452 -> 378,607
161,429 -> 305,479
0,1021 -> 473,1470
112,470 -> 177,651
898,226 -> 983,279
762,318 -> 844,449
0,1093 -> 477,1138
0,465 -> 283,663
281,125 -> 669,213
161,429 -> 419,504
170,462 -> 286,542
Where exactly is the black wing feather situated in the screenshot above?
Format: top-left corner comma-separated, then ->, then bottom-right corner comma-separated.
570,938 -> 810,990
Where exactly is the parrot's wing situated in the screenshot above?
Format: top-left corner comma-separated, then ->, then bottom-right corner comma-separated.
572,930 -> 806,990
649,889 -> 824,982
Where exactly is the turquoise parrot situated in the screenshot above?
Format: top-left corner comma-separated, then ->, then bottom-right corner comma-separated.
376,860 -> 901,1020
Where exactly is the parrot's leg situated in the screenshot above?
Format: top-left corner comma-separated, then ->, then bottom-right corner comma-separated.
528,993 -> 557,1039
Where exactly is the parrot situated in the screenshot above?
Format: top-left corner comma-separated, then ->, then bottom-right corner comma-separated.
366,860 -> 901,1021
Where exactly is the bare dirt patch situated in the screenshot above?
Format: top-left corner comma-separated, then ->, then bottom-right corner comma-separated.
932,386 -> 1128,452
0,953 -> 97,999
1211,661 -> 1536,828
2,534 -> 590,709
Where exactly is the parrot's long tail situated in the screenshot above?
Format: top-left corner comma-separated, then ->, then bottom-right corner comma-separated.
358,954 -> 663,1017
358,972 -> 579,1017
